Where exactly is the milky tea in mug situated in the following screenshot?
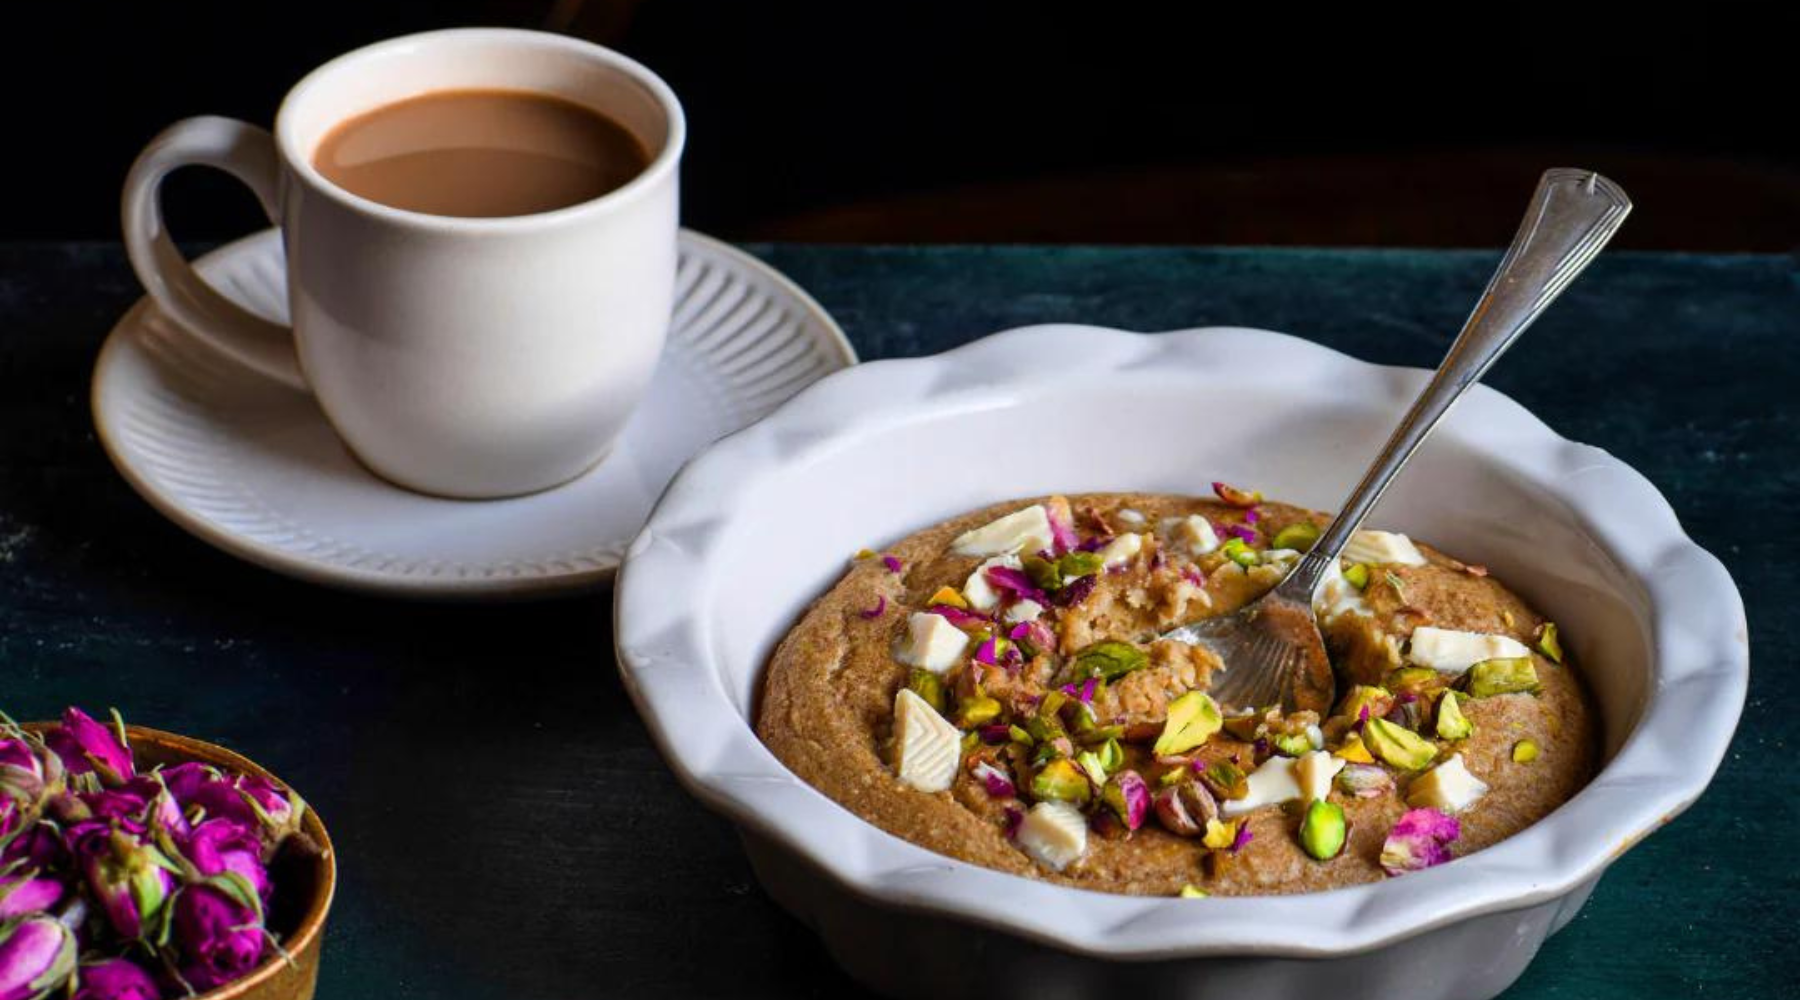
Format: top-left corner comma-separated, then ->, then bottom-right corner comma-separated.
123,30 -> 684,498
312,89 -> 650,218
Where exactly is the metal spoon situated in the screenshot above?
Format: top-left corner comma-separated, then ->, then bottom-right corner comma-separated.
1164,168 -> 1631,714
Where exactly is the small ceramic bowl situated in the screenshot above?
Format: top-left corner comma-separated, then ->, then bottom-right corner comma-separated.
27,724 -> 336,1000
615,325 -> 1748,1000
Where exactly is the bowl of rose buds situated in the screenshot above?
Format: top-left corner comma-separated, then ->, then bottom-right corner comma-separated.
0,708 -> 334,1000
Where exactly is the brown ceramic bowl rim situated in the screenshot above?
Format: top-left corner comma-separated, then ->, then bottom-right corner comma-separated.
22,722 -> 336,999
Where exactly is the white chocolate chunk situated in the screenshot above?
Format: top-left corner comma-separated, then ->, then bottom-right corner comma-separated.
1341,530 -> 1428,567
1407,627 -> 1531,673
1116,508 -> 1147,527
963,555 -> 1022,611
1172,515 -> 1221,556
1004,599 -> 1044,624
894,612 -> 969,673
1295,750 -> 1346,805
1263,548 -> 1302,572
1406,753 -> 1490,813
1313,558 -> 1373,624
892,688 -> 962,793
1220,756 -> 1301,818
1098,533 -> 1145,569
1016,800 -> 1089,871
951,505 -> 1054,557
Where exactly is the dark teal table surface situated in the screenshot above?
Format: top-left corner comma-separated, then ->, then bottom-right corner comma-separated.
0,243 -> 1793,997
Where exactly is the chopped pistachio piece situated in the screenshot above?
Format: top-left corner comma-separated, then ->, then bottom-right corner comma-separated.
909,666 -> 953,713
1384,667 -> 1442,696
1032,758 -> 1092,804
1077,723 -> 1124,747
1333,734 -> 1376,764
1024,714 -> 1064,745
1179,884 -> 1210,899
1152,691 -> 1223,756
1076,750 -> 1109,788
1200,759 -> 1249,801
1152,781 -> 1218,836
1405,753 -> 1490,814
1388,697 -> 1426,732
1221,712 -> 1262,742
1201,817 -> 1240,850
1075,640 -> 1149,681
955,694 -> 1002,728
928,585 -> 968,609
1102,769 -> 1151,830
1057,550 -> 1104,581
1097,737 -> 1125,773
1512,739 -> 1541,763
1212,481 -> 1262,507
1271,732 -> 1313,757
1363,718 -> 1438,771
1342,562 -> 1372,590
1537,622 -> 1564,664
1335,763 -> 1395,798
1219,537 -> 1259,567
1465,657 -> 1541,697
1021,555 -> 1062,593
1299,800 -> 1348,861
1270,522 -> 1322,552
1435,691 -> 1473,740
1335,685 -> 1393,723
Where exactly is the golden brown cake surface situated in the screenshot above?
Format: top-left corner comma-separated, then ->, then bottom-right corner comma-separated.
756,492 -> 1595,896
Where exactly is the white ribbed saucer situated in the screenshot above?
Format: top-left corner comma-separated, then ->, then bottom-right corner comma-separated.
92,228 -> 855,597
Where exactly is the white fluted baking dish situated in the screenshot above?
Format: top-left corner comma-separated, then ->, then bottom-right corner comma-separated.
615,325 -> 1746,999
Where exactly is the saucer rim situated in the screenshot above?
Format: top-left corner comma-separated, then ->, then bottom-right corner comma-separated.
90,227 -> 856,600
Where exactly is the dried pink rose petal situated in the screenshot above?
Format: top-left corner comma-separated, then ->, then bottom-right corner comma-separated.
1380,807 -> 1462,876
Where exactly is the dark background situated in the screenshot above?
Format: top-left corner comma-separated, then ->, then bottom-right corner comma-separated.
6,2 -> 1797,249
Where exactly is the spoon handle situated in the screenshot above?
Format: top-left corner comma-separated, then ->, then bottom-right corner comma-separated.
1279,168 -> 1631,601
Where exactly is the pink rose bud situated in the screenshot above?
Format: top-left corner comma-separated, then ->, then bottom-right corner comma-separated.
181,819 -> 271,902
171,884 -> 266,992
45,709 -> 133,788
71,958 -> 160,1000
0,740 -> 56,810
0,916 -> 76,1000
0,875 -> 63,921
70,824 -> 176,941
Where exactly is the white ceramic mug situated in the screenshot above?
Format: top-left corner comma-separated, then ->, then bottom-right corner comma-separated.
122,29 -> 685,499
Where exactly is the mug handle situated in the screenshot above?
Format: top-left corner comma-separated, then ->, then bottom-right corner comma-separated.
121,116 -> 307,390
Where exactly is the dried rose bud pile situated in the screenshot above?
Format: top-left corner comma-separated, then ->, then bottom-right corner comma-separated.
0,708 -> 308,999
